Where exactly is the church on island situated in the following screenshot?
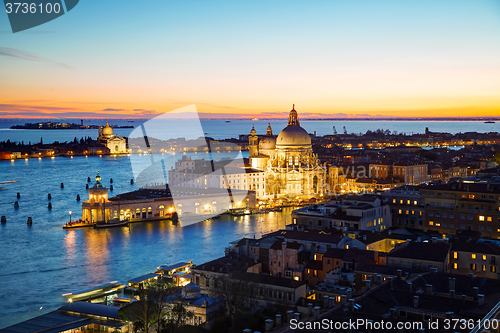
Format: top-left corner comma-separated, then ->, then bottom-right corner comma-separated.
248,105 -> 327,200
97,122 -> 127,154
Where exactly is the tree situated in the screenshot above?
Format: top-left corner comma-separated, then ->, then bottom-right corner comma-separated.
118,280 -> 194,333
216,275 -> 257,319
40,137 -> 43,145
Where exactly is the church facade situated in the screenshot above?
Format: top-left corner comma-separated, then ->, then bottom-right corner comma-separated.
249,106 -> 327,200
97,122 -> 127,154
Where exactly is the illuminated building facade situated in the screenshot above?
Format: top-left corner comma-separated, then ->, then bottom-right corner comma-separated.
97,122 -> 127,154
249,106 -> 327,200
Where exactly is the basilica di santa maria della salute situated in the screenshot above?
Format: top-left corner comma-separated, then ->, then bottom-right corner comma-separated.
248,105 -> 327,200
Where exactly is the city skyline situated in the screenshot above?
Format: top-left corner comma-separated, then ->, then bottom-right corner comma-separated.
1,0 -> 500,119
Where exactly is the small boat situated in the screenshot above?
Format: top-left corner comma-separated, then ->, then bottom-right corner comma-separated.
225,120 -> 231,123
63,219 -> 95,229
94,218 -> 130,229
485,121 -> 495,124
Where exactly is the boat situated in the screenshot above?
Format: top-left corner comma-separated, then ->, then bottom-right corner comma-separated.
485,121 -> 495,124
63,219 -> 95,229
94,218 -> 130,229
225,120 -> 231,123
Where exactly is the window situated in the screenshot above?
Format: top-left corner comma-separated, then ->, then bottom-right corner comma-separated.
482,265 -> 486,271
479,216 -> 485,221
429,221 -> 434,226
453,263 -> 458,270
470,263 -> 476,270
488,217 -> 492,222
491,266 -> 497,273
453,252 -> 458,259
429,212 -> 434,217
472,254 -> 476,259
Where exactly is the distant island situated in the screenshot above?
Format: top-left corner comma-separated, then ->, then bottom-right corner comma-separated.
10,121 -> 134,130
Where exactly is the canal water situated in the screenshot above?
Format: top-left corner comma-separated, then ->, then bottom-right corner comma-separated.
0,154 -> 292,329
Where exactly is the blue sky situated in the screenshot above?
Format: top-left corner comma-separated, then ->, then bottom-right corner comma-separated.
1,0 -> 500,118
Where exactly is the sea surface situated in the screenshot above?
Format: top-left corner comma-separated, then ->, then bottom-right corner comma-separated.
0,152 -> 293,329
0,120 -> 498,329
0,119 -> 498,144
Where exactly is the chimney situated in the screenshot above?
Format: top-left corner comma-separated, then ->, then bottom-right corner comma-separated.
349,298 -> 355,311
347,288 -> 352,299
388,276 -> 394,289
287,310 -> 294,323
341,294 -> 347,305
307,303 -> 313,316
275,314 -> 281,327
397,269 -> 402,278
450,289 -> 455,298
425,284 -> 432,294
408,281 -> 412,292
363,235 -> 367,241
388,230 -> 392,236
473,287 -> 479,298
432,237 -> 437,243
414,296 -> 419,308
478,294 -> 485,306
294,313 -> 301,321
324,295 -> 330,308
265,319 -> 274,331
313,306 -> 321,318
329,297 -> 335,308
449,277 -> 455,292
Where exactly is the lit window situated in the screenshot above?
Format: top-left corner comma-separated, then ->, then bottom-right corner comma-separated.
479,216 -> 485,221
453,263 -> 458,270
453,252 -> 458,259
429,221 -> 434,226
414,201 -> 417,205
472,254 -> 476,259
482,265 -> 486,271
483,255 -> 487,261
487,217 -> 492,222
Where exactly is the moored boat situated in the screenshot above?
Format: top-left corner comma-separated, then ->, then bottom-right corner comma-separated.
94,218 -> 130,229
63,219 -> 95,229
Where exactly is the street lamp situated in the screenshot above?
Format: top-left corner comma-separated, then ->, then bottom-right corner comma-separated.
69,211 -> 72,223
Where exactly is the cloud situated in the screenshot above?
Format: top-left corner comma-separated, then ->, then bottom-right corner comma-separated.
102,108 -> 125,112
0,47 -> 73,69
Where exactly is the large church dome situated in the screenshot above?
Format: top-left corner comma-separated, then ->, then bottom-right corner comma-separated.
276,105 -> 311,147
277,126 -> 311,147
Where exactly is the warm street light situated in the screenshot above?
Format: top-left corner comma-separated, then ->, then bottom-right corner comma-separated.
69,211 -> 72,223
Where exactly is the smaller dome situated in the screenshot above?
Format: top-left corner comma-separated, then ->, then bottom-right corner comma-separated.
182,282 -> 201,300
102,122 -> 113,137
250,126 -> 256,136
259,136 -> 276,150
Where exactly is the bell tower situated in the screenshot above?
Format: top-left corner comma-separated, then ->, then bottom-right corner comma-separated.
248,125 -> 259,158
287,104 -> 300,126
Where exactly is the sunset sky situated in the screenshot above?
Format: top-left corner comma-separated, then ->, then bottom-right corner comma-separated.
1,0 -> 500,119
